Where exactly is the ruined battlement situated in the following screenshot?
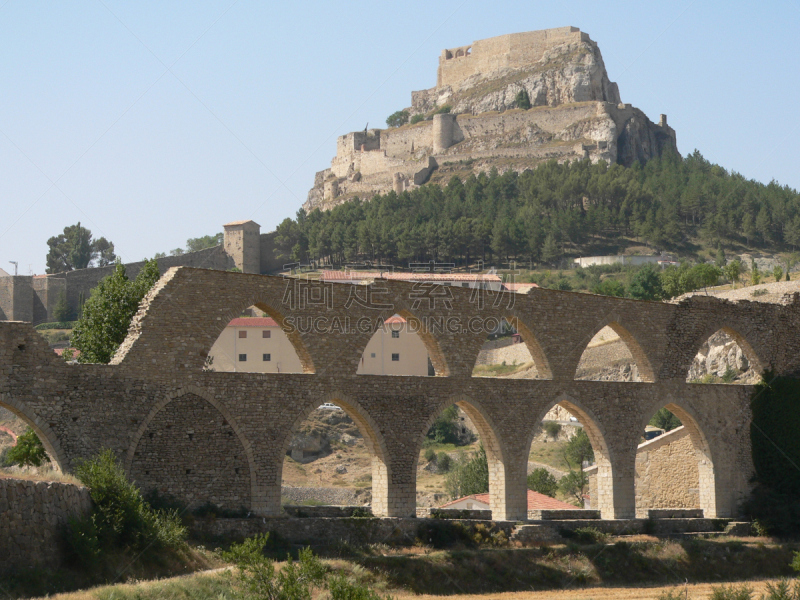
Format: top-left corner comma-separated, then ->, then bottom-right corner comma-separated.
305,27 -> 677,211
437,27 -> 589,88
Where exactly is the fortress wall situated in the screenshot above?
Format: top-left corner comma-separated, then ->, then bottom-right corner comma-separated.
0,276 -> 34,322
381,123 -> 432,158
0,478 -> 92,573
0,276 -> 13,320
438,28 -> 586,89
60,246 -> 231,322
454,103 -> 601,141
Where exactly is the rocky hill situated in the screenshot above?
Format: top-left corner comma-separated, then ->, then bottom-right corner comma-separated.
306,27 -> 676,211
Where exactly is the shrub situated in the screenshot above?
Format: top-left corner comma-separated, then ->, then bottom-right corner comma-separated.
543,420 -> 562,438
410,114 -> 425,125
5,428 -> 50,467
570,526 -> 609,544
424,448 -> 436,463
763,580 -> 800,600
527,468 -> 558,498
385,109 -> 409,128
649,408 -> 682,431
445,445 -> 488,499
436,452 -> 451,472
433,104 -> 452,114
65,450 -> 186,563
222,535 -> 326,600
515,89 -> 531,110
710,583 -> 754,600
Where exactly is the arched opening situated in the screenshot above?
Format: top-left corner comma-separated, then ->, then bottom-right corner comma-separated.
278,395 -> 392,517
414,397 -> 509,519
357,313 -> 434,376
357,310 -> 448,376
636,403 -> 716,518
528,398 -> 614,518
455,48 -> 465,58
206,304 -> 312,373
686,327 -> 762,384
472,317 -> 551,379
128,392 -> 253,513
0,395 -> 65,474
575,323 -> 654,382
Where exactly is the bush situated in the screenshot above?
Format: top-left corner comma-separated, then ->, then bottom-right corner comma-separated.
543,421 -> 562,438
710,583 -> 754,600
436,452 -> 451,472
424,448 -> 436,463
569,526 -> 609,544
65,450 -> 186,563
5,428 -> 50,467
386,109 -> 409,128
649,408 -> 682,432
410,114 -> 425,125
527,468 -> 558,498
34,321 -> 78,330
433,104 -> 452,114
515,89 -> 531,110
445,445 -> 488,499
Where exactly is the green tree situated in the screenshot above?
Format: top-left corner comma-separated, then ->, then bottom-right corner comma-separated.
410,114 -> 425,125
5,428 -> 50,467
564,428 -> 594,468
386,109 -> 410,128
541,233 -> 559,265
629,264 -> 663,300
558,470 -> 588,506
648,407 -> 682,431
715,246 -> 727,268
690,263 -> 721,291
724,259 -> 742,287
46,223 -> 116,273
185,233 -> 223,252
515,88 -> 531,110
591,279 -> 625,297
445,445 -> 489,499
71,260 -> 160,364
52,289 -> 72,322
426,405 -> 462,445
774,265 -> 784,282
527,467 -> 558,497
750,259 -> 761,285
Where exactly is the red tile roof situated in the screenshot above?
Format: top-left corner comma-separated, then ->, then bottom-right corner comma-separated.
322,270 -> 501,282
440,489 -> 578,511
384,315 -> 407,324
53,347 -> 80,358
227,317 -> 279,327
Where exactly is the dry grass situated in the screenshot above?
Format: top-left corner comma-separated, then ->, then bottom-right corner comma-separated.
0,466 -> 82,485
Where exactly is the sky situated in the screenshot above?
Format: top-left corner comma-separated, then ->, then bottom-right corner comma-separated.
1,1 -> 798,275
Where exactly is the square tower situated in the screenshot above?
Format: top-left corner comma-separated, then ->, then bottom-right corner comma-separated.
223,220 -> 261,274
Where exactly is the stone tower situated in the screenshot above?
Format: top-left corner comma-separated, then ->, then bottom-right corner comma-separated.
223,220 -> 261,274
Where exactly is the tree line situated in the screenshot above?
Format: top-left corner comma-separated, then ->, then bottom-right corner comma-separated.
273,150 -> 800,268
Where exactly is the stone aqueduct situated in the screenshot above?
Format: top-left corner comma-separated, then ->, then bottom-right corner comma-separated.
2,267 -> 797,521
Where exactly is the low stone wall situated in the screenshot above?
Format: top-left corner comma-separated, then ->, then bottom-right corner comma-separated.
0,477 -> 92,572
283,505 -> 372,518
416,507 -> 492,520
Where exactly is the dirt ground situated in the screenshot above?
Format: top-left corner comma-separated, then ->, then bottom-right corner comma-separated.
396,579 -> 783,600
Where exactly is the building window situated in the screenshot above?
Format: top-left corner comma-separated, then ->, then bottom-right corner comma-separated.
391,353 -> 400,362
238,353 -> 247,362
462,282 -> 468,288
263,353 -> 271,361
238,330 -> 247,339
391,330 -> 399,338
370,353 -> 376,358
262,330 -> 271,338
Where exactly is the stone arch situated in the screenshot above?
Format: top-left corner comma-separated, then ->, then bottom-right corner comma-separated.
414,394 -> 510,519
392,308 -> 450,376
639,401 -> 718,517
574,321 -> 655,382
455,48 -> 465,58
277,392 -> 393,516
472,315 -> 552,379
0,393 -> 67,471
685,325 -> 764,383
528,394 -> 616,518
126,386 -> 258,510
202,300 -> 315,374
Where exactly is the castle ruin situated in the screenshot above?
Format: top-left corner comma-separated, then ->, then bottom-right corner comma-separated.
306,27 -> 677,211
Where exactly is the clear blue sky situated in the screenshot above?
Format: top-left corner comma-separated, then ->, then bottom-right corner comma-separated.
1,1 -> 798,275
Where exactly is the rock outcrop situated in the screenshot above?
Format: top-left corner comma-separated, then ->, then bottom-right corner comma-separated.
306,27 -> 677,211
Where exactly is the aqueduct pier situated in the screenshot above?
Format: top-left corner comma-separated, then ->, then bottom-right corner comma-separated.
2,268 -> 797,521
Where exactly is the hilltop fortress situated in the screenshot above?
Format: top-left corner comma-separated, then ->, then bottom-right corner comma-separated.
306,27 -> 677,211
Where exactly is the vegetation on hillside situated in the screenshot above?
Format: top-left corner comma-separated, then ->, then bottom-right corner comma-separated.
1,427 -> 49,467
274,150 -> 800,268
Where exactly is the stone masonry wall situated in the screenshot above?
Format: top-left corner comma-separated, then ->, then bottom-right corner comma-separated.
0,478 -> 91,572
634,426 -> 699,516
2,269 -> 797,522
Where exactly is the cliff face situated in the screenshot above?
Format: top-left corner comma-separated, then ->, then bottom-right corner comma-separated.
306,28 -> 677,212
411,38 -> 621,115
